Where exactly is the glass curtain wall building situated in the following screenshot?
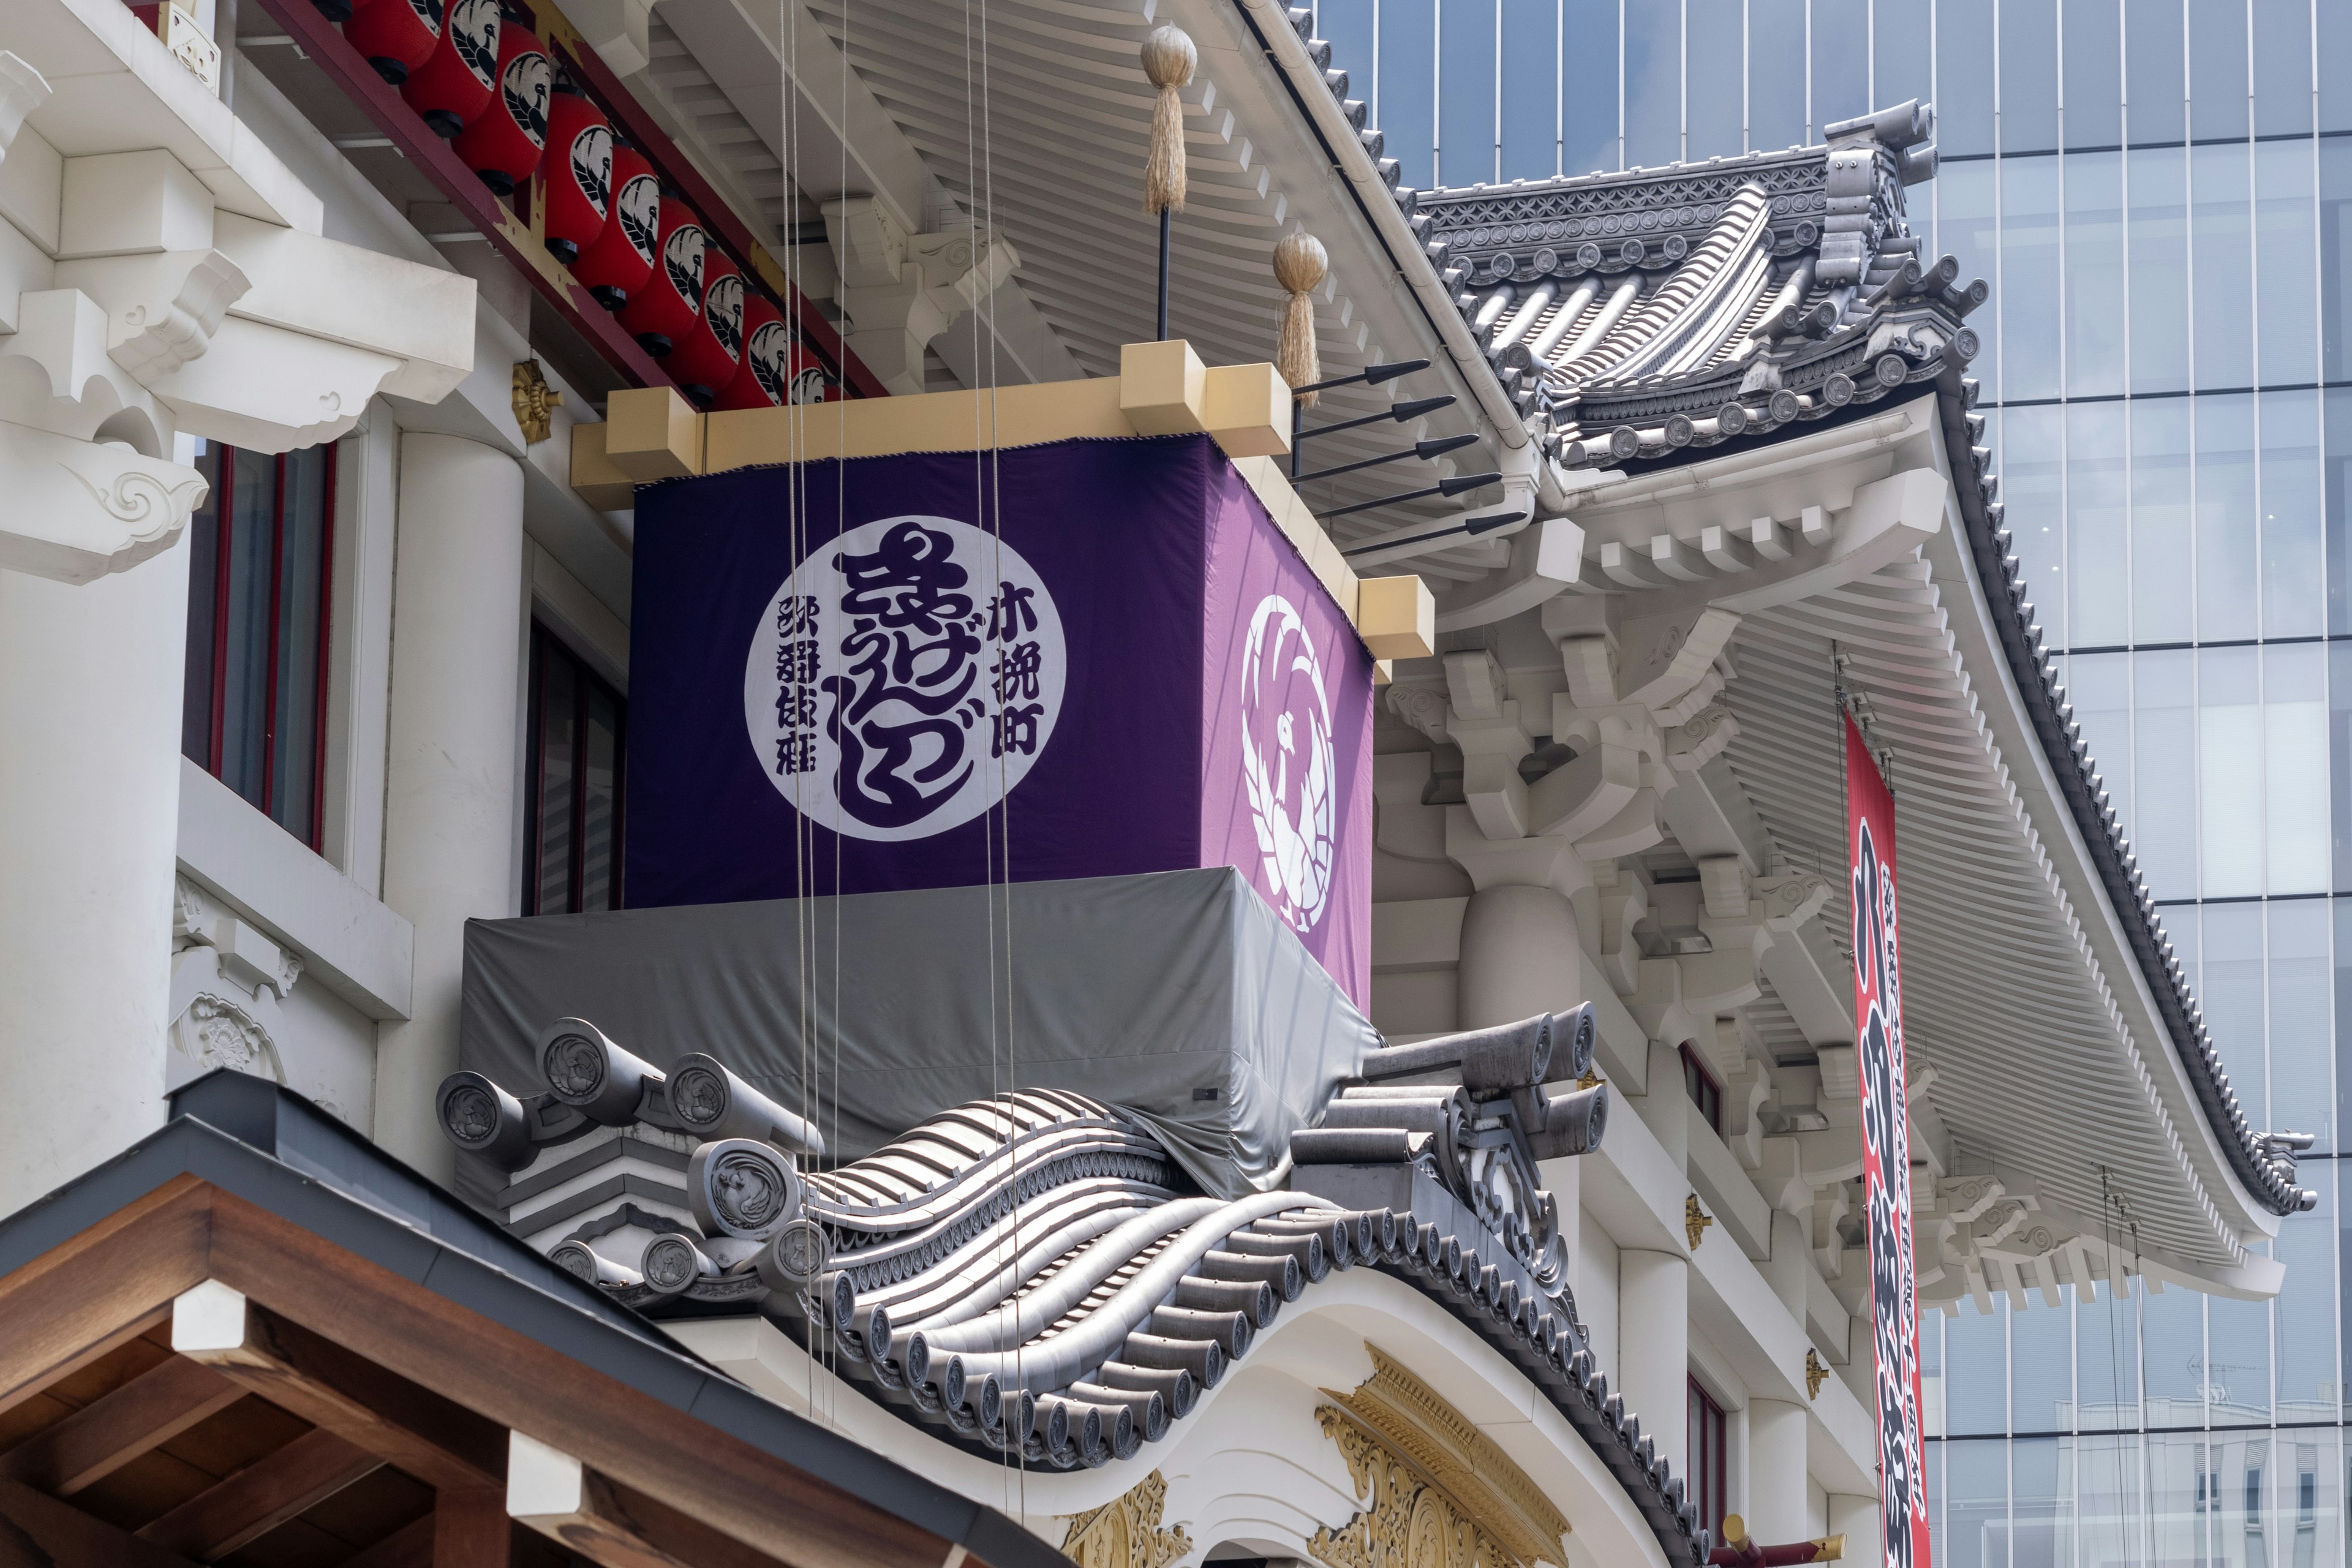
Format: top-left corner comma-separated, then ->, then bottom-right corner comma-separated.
1310,0 -> 2352,1561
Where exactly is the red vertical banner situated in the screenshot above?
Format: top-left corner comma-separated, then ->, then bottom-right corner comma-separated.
1847,711 -> 1931,1568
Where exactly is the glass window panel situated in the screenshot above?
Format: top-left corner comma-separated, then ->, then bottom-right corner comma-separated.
2001,0 -> 2062,154
2196,391 -> 2260,639
2069,402 -> 2132,644
2280,1433 -> 2340,1568
2324,141 -> 2352,385
1562,0 -> 1619,173
2066,150 -> 2128,398
2012,1295 -> 2073,1433
2249,0 -> 2312,137
2336,642 -> 2352,890
1685,0 -> 1742,162
2141,1253 -> 2207,1424
1946,1437 -> 2011,1568
2002,156 -> 2065,401
180,442 -> 222,769
2126,0 -> 2187,145
2264,881 -> 2334,1158
2329,388 -> 2352,638
2147,1432 -> 2209,1564
582,682 -> 621,911
2255,138 -> 2318,390
2264,641 -> 2329,892
1874,0 -> 1932,117
2134,647 -> 2199,899
1438,0 -> 1496,186
220,447 -> 276,813
2064,0 -> 2124,147
2324,0 -> 2352,134
537,649 -> 577,916
1811,0 -> 1869,136
2132,399 -> 2195,638
2193,143 -> 2255,390
2079,1434 -> 2145,1567
1498,0 -> 1556,179
1948,1300 -> 2010,1433
2211,1434 -> 2275,1556
1324,0 -> 1379,121
1379,0 -> 1438,186
2261,388 -> 2324,640
2079,1267 -> 2143,1430
2275,1116 -> 2337,1422
2071,654 -> 2135,839
2339,902 -> 2352,1174
2199,652 -> 2266,897
1750,0 -> 1807,153
2202,894 -> 2269,1113
1621,0 -> 1680,168
2011,1437 -> 2074,1568
1934,159 -> 2001,396
2186,0 -> 2248,141
270,444 -> 330,846
1924,1305 -> 1947,1438
1938,0 -> 1997,157
2129,145 -> 2193,393
2007,406 -> 2069,645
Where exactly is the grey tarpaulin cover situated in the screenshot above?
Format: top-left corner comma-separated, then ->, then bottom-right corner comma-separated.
459,867 -> 1378,1198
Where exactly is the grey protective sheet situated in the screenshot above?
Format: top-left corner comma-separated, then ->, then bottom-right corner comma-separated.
459,867 -> 1378,1198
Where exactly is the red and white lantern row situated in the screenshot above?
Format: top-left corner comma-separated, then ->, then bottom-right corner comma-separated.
330,0 -> 824,404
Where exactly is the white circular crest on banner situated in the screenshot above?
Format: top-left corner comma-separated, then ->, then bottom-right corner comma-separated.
1238,594 -> 1335,933
744,516 -> 1066,842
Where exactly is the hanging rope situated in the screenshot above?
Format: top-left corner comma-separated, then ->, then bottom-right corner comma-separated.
1273,230 -> 1327,405
1140,25 -> 1194,215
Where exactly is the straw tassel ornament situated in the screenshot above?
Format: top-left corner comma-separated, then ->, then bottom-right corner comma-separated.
1141,26 -> 1195,214
1273,230 -> 1328,405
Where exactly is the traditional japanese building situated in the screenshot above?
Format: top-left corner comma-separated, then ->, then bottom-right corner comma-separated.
0,0 -> 2322,1565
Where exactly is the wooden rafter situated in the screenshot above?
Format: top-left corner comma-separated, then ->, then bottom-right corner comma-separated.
133,1425 -> 382,1562
0,1355 -> 243,1497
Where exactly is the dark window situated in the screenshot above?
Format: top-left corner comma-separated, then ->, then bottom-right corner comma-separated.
180,439 -> 336,851
525,623 -> 626,914
1686,1378 -> 1726,1538
1681,1043 -> 1722,1133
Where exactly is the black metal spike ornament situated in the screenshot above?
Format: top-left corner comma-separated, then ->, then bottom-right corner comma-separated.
1140,25 -> 1194,340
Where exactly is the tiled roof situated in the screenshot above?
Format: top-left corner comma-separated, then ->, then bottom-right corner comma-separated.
441,1012 -> 1714,1564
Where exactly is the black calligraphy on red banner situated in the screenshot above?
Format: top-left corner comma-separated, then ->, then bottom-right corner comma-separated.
1847,711 -> 1931,1568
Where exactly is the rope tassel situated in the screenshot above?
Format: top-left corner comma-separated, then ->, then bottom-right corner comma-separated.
1141,26 -> 1195,214
1273,231 -> 1328,405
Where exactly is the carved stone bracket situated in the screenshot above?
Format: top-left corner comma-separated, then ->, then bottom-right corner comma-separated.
1061,1469 -> 1194,1568
1309,1344 -> 1567,1568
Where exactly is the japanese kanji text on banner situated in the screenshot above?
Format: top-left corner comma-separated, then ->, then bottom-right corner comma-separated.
1847,710 -> 1931,1568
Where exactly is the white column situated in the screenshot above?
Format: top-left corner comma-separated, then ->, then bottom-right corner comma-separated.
0,543 -> 192,1212
374,434 -> 525,1181
1745,1397 -> 1810,1546
1828,1493 -> 1878,1559
1456,882 -> 1586,1028
1617,1246 -> 1688,1464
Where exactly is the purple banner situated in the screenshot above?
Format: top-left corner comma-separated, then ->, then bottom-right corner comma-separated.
625,434 -> 1374,1003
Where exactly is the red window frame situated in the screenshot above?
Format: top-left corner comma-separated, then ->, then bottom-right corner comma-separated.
183,441 -> 337,853
1687,1377 -> 1727,1539
1681,1042 -> 1724,1134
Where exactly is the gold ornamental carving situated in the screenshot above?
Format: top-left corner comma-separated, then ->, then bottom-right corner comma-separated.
1805,1348 -> 1830,1400
1061,1468 -> 1193,1568
1308,1344 -> 1569,1568
1684,1194 -> 1714,1251
512,360 -> 564,444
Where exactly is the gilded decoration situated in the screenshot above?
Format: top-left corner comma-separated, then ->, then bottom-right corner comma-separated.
1684,1194 -> 1714,1251
1308,1344 -> 1569,1568
1804,1349 -> 1830,1400
511,360 -> 564,444
1061,1468 -> 1193,1568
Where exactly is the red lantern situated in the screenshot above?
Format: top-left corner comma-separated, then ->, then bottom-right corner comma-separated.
668,249 -> 743,402
452,13 -> 548,195
342,0 -> 442,85
540,86 -> 611,266
400,0 -> 499,137
616,203 -> 702,357
717,298 -> 834,409
570,144 -> 657,310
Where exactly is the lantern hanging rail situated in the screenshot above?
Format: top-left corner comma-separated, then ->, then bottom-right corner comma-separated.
1290,358 -> 1430,396
1294,394 -> 1458,441
1317,470 -> 1504,520
1291,433 -> 1481,485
